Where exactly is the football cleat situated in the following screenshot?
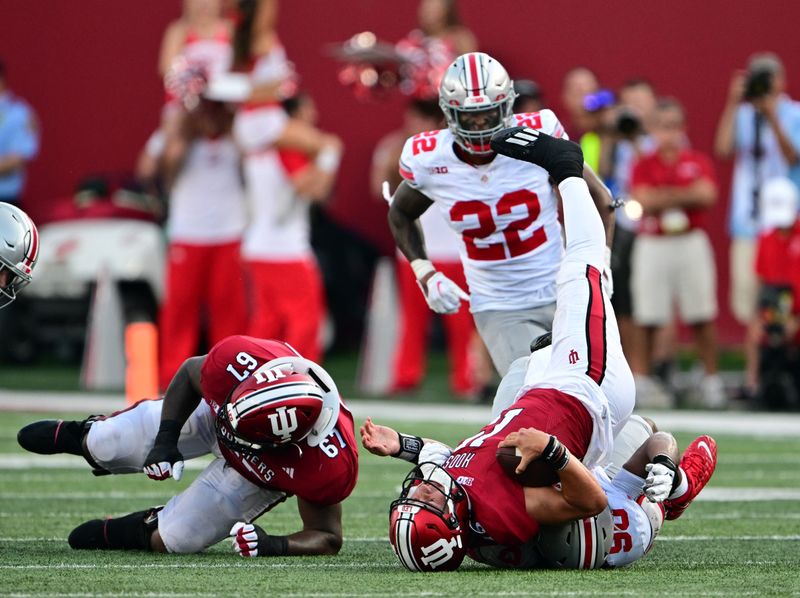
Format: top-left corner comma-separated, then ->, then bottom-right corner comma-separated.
17,416 -> 101,456
664,435 -> 717,520
69,507 -> 162,550
490,127 -> 584,184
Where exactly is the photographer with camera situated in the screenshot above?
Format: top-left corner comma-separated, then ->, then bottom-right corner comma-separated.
714,53 -> 800,327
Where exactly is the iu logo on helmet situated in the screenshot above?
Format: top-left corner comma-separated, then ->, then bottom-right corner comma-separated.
267,406 -> 299,443
420,536 -> 462,569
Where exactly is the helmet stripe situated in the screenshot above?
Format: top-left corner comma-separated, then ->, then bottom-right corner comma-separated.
467,53 -> 480,96
20,212 -> 38,273
582,518 -> 595,569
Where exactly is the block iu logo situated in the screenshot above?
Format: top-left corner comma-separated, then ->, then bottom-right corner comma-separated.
568,349 -> 579,365
421,536 -> 463,569
268,406 -> 299,443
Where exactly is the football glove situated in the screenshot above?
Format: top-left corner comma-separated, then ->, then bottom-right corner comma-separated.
644,462 -> 675,503
420,271 -> 470,314
418,441 -> 452,466
602,246 -> 614,299
143,420 -> 184,481
229,522 -> 289,557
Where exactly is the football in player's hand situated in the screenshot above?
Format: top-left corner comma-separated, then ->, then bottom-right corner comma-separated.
496,446 -> 558,487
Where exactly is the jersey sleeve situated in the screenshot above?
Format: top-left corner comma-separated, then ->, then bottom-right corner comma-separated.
514,110 -> 568,140
398,135 -> 422,189
200,335 -> 300,406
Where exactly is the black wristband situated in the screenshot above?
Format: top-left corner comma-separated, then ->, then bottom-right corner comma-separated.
652,454 -> 681,494
393,433 -> 424,463
153,419 -> 182,447
258,531 -> 290,557
542,435 -> 570,471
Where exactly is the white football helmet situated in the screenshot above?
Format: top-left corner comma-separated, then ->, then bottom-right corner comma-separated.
0,203 -> 39,308
438,52 -> 517,155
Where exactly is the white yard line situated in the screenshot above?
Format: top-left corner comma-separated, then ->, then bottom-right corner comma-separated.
2,390 -> 800,436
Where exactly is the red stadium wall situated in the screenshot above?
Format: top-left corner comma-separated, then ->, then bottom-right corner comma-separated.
3,0 -> 800,344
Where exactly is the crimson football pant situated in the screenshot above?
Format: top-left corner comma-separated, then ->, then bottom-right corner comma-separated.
246,258 -> 325,363
159,242 -> 247,390
393,258 -> 477,395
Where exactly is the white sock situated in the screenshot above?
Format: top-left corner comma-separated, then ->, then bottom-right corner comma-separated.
557,177 -> 605,268
669,466 -> 690,500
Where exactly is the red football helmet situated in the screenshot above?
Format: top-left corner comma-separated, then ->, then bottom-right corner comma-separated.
389,463 -> 471,572
215,356 -> 341,454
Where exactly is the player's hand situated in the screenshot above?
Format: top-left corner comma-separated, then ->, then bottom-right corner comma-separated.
419,441 -> 452,466
644,462 -> 675,502
360,418 -> 400,456
230,522 -> 267,557
143,443 -> 184,481
419,271 -> 470,314
498,428 -> 549,474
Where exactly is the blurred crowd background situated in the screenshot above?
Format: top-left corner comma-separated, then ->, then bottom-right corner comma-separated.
1,0 -> 799,410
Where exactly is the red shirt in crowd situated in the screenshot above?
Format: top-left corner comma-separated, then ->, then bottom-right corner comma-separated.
755,218 -> 800,314
630,149 -> 717,235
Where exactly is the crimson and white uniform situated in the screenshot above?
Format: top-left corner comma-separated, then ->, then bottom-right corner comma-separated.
159,136 -> 248,389
233,43 -> 292,154
399,111 -> 568,374
85,335 -> 358,554
443,391 -> 593,546
242,148 -> 326,361
393,209 -> 476,395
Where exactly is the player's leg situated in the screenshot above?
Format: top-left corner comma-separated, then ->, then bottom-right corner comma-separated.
473,305 -> 555,376
491,128 -> 635,434
154,458 -> 286,553
18,399 -> 217,474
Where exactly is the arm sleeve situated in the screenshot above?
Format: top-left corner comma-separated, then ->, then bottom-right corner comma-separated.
398,136 -> 421,189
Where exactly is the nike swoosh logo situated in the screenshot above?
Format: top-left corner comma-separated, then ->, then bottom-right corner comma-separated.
698,440 -> 713,459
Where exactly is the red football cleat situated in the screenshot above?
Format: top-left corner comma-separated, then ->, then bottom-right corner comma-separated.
664,435 -> 717,520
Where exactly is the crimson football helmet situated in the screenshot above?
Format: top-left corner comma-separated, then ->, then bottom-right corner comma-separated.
389,462 -> 471,572
0,203 -> 39,309
438,52 -> 516,155
215,356 -> 341,454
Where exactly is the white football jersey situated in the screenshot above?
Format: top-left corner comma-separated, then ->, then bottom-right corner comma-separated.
594,467 -> 661,568
168,137 -> 246,244
399,111 -> 567,312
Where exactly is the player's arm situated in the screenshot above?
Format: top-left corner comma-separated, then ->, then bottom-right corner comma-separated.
142,356 -> 206,481
360,418 -> 450,463
287,137 -> 343,202
623,431 -> 683,503
230,499 -> 343,557
499,428 -> 607,525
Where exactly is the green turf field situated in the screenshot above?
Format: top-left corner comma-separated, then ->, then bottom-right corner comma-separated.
1,411 -> 798,597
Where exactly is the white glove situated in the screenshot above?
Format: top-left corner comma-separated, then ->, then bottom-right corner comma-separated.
230,522 -> 261,557
418,442 -> 452,466
143,460 -> 184,481
420,271 -> 470,314
602,245 -> 614,299
644,462 -> 675,503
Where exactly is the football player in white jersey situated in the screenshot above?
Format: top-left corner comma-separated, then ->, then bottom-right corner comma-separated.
388,52 -> 615,376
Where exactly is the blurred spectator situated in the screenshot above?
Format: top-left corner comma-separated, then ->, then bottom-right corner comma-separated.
579,88 -> 615,172
513,79 -> 544,114
158,0 -> 233,79
242,92 -> 340,362
157,96 -> 247,389
601,79 -> 658,363
371,100 -> 481,398
714,53 -> 800,325
745,177 -> 800,408
629,98 -> 725,408
560,66 -> 599,137
0,60 -> 39,205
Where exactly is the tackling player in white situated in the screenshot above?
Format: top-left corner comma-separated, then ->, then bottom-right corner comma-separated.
388,52 -> 614,376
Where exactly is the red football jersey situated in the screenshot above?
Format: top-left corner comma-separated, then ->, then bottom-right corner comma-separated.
200,335 -> 358,505
444,389 -> 592,546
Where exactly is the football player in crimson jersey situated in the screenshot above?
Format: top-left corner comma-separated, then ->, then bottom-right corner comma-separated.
388,51 -> 616,377
17,336 -> 358,557
361,415 -> 718,570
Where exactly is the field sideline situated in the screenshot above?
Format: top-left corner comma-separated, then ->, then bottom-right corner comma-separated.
1,393 -> 798,597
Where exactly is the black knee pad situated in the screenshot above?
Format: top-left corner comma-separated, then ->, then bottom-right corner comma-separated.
68,507 -> 161,551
